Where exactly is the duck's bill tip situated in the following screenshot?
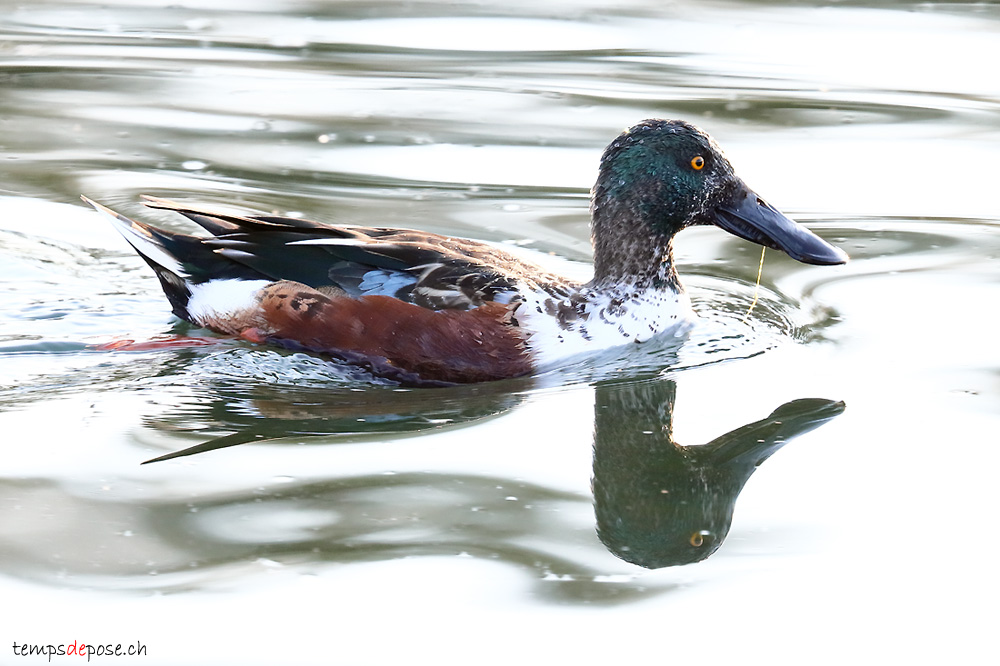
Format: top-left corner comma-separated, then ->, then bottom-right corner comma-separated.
714,186 -> 848,266
786,240 -> 849,266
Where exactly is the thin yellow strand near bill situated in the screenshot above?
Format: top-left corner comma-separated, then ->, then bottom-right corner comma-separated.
742,246 -> 766,324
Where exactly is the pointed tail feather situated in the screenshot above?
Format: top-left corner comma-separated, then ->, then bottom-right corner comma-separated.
140,194 -> 336,233
84,196 -> 280,328
83,196 -> 197,320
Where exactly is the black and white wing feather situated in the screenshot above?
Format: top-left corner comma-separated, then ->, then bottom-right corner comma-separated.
140,196 -> 570,311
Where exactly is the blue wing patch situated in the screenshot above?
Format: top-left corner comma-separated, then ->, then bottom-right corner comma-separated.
358,269 -> 418,297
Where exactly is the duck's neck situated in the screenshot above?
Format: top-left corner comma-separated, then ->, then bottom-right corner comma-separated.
587,198 -> 681,293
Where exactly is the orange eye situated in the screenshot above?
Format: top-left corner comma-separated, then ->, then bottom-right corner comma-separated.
689,531 -> 705,547
691,156 -> 705,170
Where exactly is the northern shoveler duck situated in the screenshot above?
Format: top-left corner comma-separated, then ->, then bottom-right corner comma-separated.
83,119 -> 847,386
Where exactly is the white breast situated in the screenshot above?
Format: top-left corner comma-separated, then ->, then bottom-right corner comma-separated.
516,285 -> 696,369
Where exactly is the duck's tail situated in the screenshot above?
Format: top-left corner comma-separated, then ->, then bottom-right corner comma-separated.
82,196 -> 229,323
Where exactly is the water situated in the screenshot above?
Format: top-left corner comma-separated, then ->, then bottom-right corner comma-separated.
2,1 -> 999,663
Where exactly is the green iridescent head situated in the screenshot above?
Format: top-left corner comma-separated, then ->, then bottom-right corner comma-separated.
590,119 -> 846,284
595,119 -> 738,233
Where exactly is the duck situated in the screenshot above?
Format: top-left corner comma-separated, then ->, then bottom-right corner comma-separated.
83,119 -> 847,386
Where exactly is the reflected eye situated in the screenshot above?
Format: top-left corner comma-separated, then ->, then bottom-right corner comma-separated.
691,156 -> 705,170
689,531 -> 708,547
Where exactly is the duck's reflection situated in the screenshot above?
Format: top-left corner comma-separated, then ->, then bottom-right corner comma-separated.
593,379 -> 844,568
139,372 -> 530,463
1,365 -> 844,599
142,372 -> 842,570
101,341 -> 531,462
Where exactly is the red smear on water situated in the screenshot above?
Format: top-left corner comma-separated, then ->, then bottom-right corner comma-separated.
238,327 -> 269,344
94,336 -> 223,351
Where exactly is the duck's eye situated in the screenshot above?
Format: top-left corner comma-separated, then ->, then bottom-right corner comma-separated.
689,531 -> 708,547
691,156 -> 705,171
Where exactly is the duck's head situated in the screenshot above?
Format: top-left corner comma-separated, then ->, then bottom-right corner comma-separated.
591,119 -> 847,284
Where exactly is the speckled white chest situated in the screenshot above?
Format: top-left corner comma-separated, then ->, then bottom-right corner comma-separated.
516,284 -> 696,369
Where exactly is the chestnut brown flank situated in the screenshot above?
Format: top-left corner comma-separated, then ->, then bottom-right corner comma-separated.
245,281 -> 530,384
